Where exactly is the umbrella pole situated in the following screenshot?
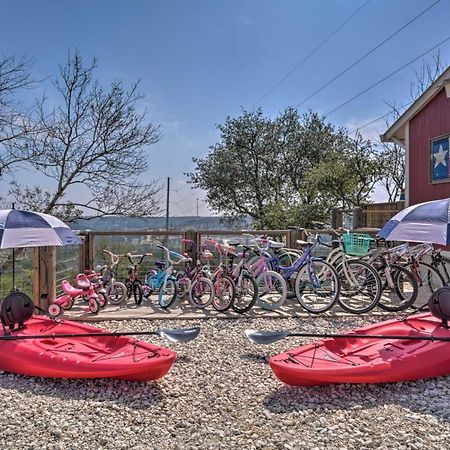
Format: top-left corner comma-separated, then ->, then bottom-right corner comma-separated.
11,203 -> 16,291
12,247 -> 15,291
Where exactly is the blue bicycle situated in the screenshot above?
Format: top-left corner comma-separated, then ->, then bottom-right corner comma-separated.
251,233 -> 340,313
143,244 -> 188,309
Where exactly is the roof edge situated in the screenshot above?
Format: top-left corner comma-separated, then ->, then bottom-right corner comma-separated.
381,65 -> 450,143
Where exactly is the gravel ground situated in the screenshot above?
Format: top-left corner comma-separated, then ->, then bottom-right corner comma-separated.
0,315 -> 449,450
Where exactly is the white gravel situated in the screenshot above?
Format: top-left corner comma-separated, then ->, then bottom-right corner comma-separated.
0,315 -> 449,449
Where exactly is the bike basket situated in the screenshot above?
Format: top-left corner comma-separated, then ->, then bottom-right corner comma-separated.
342,233 -> 372,256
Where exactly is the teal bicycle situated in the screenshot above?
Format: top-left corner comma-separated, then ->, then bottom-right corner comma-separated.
143,244 -> 190,309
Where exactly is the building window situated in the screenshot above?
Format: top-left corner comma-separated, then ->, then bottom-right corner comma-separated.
431,135 -> 450,182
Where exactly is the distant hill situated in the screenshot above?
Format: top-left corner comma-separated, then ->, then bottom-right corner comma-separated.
72,215 -> 253,231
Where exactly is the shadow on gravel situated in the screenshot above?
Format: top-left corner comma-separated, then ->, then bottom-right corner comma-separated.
240,353 -> 269,364
263,379 -> 450,422
173,355 -> 192,363
0,372 -> 164,410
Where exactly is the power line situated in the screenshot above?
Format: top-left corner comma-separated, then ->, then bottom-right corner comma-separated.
294,0 -> 442,109
325,35 -> 450,116
253,0 -> 371,107
348,100 -> 414,134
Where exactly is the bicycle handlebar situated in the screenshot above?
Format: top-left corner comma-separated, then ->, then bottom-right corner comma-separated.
126,253 -> 152,266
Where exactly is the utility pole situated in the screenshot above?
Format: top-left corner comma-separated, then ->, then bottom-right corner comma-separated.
165,177 -> 170,232
196,198 -> 199,217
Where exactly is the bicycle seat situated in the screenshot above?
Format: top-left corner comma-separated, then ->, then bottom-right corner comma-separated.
228,242 -> 241,247
155,260 -> 166,269
296,239 -> 309,246
61,280 -> 84,296
201,250 -> 214,260
76,274 -> 92,290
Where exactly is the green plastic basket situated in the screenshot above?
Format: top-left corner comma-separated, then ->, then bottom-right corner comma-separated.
342,233 -> 372,256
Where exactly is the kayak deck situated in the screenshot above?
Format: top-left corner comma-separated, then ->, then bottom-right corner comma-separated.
0,316 -> 176,381
269,313 -> 450,386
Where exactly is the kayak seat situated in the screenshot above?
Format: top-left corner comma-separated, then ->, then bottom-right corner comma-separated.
0,290 -> 34,331
428,286 -> 450,327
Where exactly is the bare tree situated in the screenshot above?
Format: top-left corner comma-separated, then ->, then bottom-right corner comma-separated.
0,54 -> 37,177
379,52 -> 447,202
10,51 -> 162,221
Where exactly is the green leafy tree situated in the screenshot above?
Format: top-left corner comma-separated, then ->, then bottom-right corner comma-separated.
188,108 -> 376,228
306,133 -> 383,209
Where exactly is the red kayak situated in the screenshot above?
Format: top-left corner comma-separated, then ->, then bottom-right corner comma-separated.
269,313 -> 450,386
0,316 -> 176,381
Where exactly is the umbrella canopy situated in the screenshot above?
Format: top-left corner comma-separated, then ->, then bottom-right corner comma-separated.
0,209 -> 82,249
378,198 -> 450,245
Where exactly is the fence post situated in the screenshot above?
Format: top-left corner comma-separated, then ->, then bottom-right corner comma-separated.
287,229 -> 301,248
331,207 -> 340,229
184,229 -> 198,261
352,207 -> 363,230
83,232 -> 94,270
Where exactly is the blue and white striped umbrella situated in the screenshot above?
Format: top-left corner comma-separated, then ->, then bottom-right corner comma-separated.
378,198 -> 450,245
0,209 -> 82,249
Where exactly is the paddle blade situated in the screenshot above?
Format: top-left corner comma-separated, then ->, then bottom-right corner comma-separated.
245,329 -> 289,345
158,327 -> 200,343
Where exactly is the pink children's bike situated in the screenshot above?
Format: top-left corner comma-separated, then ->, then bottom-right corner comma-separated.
48,272 -> 107,317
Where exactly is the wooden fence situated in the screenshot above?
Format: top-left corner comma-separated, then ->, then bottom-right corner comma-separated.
30,208 -> 404,309
332,201 -> 404,230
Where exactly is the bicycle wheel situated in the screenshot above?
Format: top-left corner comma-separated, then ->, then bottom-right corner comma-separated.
232,273 -> 258,313
133,281 -> 143,305
406,262 -> 444,309
378,264 -> 418,312
188,277 -> 214,308
106,281 -> 127,305
212,275 -> 235,312
98,292 -> 108,309
294,259 -> 340,314
336,259 -> 382,314
159,278 -> 178,309
60,297 -> 74,310
255,270 -> 287,310
434,256 -> 450,285
48,303 -> 62,318
88,297 -> 100,314
277,251 -> 302,267
175,272 -> 190,299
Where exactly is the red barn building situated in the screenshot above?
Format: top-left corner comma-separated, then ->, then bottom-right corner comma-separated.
382,67 -> 450,206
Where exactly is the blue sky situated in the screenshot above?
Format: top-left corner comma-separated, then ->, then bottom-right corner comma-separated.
1,0 -> 450,215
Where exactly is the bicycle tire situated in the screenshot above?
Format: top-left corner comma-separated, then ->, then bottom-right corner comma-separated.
434,256 -> 450,285
61,297 -> 74,310
88,297 -> 100,314
175,272 -> 190,299
378,264 -> 418,312
294,259 -> 340,314
159,278 -> 178,309
188,277 -> 214,309
98,292 -> 108,309
232,273 -> 258,313
133,280 -> 144,305
405,261 -> 444,309
255,270 -> 287,310
336,259 -> 382,314
212,275 -> 235,312
106,281 -> 127,305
